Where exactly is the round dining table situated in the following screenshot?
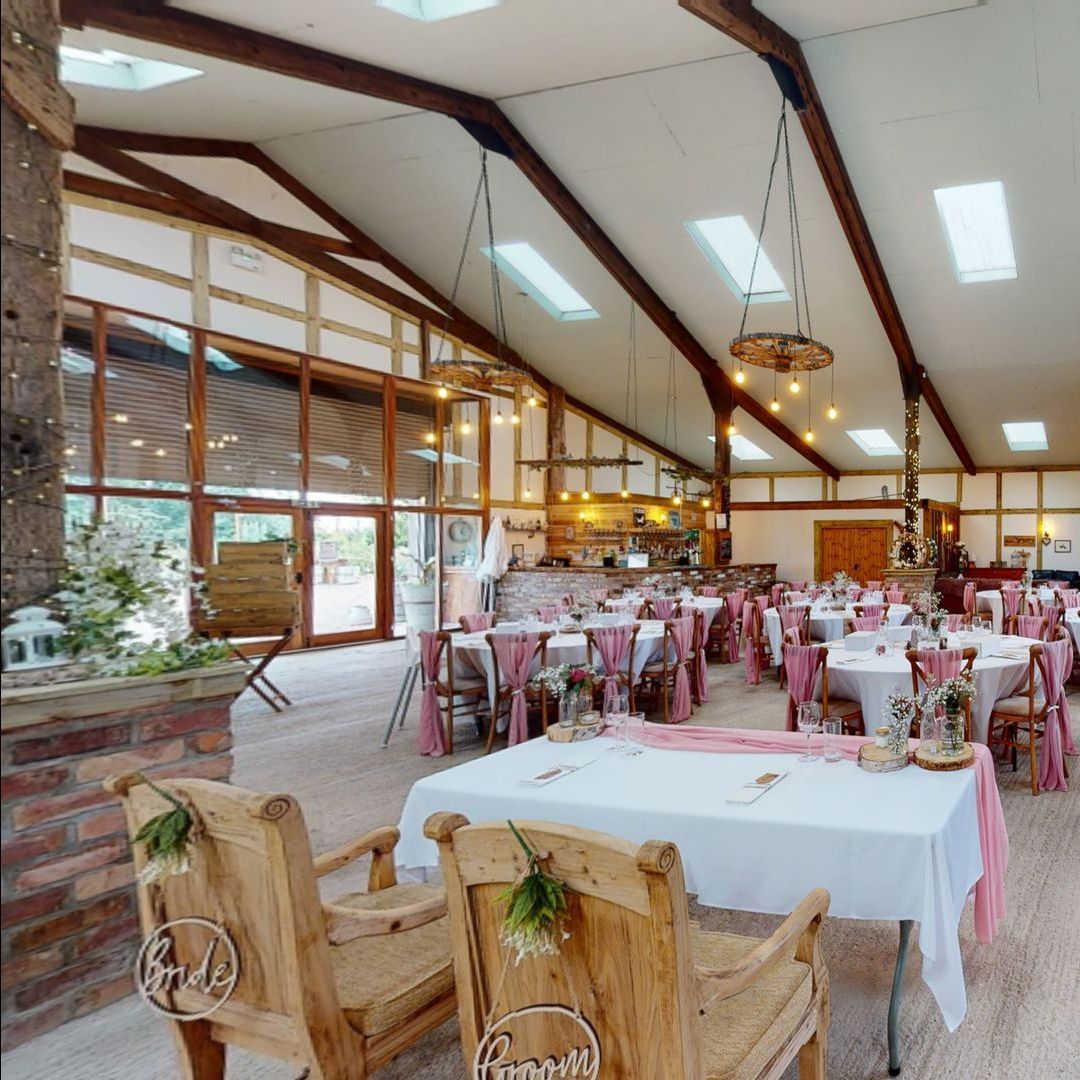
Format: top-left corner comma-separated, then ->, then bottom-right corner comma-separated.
819,634 -> 1037,742
452,619 -> 671,702
764,602 -> 912,667
604,595 -> 725,629
975,590 -> 1004,634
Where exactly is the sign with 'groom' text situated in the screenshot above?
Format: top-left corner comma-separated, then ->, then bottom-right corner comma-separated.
473,1004 -> 601,1079
135,916 -> 240,1021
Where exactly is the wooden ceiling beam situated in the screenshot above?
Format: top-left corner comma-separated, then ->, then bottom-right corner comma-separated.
679,0 -> 976,475
60,0 -> 841,480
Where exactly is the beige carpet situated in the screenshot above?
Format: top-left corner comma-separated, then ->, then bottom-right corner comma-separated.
3,641 -> 1077,1079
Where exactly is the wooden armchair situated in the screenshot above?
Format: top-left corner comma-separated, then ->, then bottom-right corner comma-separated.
106,775 -> 455,1079
425,814 -> 830,1080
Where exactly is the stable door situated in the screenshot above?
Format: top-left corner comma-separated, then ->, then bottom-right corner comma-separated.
815,520 -> 892,583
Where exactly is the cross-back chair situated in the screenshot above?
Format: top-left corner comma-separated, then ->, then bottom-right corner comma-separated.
584,622 -> 640,714
485,631 -> 552,753
419,630 -> 489,754
819,651 -> 865,735
424,814 -> 830,1080
106,775 -> 455,1079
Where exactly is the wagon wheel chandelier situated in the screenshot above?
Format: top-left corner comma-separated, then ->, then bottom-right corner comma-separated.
429,149 -> 536,398
728,98 -> 838,440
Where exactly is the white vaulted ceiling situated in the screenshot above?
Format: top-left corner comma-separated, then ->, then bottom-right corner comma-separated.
63,0 -> 1080,471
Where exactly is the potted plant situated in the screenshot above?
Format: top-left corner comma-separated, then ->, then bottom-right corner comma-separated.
399,554 -> 437,632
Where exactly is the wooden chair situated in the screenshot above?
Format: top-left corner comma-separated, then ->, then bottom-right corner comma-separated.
106,775 -> 455,1079
853,602 -> 890,621
639,618 -> 695,722
647,595 -> 683,621
424,814 -> 830,1080
458,612 -> 497,633
987,643 -> 1071,795
905,647 -> 977,742
585,622 -> 640,713
705,604 -> 730,663
820,651 -> 865,736
743,602 -> 776,684
689,606 -> 709,706
485,631 -> 551,752
422,630 -> 489,754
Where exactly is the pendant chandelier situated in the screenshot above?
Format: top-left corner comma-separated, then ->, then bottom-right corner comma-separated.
728,99 -> 838,435
429,149 -> 535,395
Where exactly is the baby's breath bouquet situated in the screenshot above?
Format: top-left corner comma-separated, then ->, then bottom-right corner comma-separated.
497,821 -> 570,964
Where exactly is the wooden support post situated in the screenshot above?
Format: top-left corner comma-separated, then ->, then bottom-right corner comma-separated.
546,386 -> 566,501
303,273 -> 320,354
713,398 -> 732,565
1,0 -> 70,613
191,233 -> 210,326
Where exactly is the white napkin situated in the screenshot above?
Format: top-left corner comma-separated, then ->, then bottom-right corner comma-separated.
726,770 -> 788,805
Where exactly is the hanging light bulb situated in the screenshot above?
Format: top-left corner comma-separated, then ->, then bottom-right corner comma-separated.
523,488 -> 532,499
620,489 -> 629,499
527,391 -> 538,407
460,421 -> 472,435
423,431 -> 436,444
726,422 -> 737,437
560,490 -> 569,501
734,368 -> 746,385
770,398 -> 781,412
789,374 -> 800,394
437,385 -> 449,399
510,412 -> 520,425
581,490 -> 590,501
493,412 -> 504,425
827,404 -> 838,421
805,427 -> 815,443
672,494 -> 682,506
702,497 -> 711,508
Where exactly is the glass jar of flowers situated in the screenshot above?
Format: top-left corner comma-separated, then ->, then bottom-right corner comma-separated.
924,671 -> 976,756
534,663 -> 596,726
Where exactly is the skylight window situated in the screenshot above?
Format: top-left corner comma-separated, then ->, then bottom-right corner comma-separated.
1001,421 -> 1048,452
685,216 -> 789,303
59,45 -> 203,92
933,181 -> 1016,283
708,433 -> 773,461
846,429 -> 903,457
482,243 -> 598,322
375,0 -> 503,21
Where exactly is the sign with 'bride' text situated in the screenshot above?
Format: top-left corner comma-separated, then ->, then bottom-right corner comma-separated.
135,916 -> 240,1021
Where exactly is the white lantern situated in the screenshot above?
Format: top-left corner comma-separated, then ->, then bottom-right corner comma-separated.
1,607 -> 68,671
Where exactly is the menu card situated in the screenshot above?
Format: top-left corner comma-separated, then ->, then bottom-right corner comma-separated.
726,771 -> 788,805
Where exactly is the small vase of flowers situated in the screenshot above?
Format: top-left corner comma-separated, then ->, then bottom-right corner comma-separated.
923,671 -> 976,756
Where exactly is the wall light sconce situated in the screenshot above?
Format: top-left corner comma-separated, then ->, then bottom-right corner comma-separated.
1041,527 -> 1052,546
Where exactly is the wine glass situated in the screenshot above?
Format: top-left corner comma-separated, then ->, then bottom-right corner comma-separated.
797,702 -> 822,762
606,691 -> 630,753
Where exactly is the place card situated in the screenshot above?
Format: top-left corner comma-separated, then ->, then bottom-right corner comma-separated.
725,771 -> 787,805
520,760 -> 594,787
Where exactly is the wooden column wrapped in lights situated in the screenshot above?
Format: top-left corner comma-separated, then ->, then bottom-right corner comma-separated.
1,0 -> 75,615
903,393 -> 921,532
545,386 -> 567,500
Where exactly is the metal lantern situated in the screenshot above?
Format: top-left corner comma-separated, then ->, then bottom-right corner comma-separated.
1,606 -> 68,671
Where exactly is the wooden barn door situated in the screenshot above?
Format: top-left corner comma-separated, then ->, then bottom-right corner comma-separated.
815,520 -> 893,582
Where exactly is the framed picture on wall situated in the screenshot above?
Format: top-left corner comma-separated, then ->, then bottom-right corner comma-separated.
1054,539 -> 1072,553
668,510 -> 682,529
632,507 -> 646,527
511,543 -> 525,559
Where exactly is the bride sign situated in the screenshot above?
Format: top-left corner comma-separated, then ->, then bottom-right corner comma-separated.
473,1004 -> 601,1080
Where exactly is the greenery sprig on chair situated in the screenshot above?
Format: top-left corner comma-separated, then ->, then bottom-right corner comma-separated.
133,775 -> 198,884
497,820 -> 570,964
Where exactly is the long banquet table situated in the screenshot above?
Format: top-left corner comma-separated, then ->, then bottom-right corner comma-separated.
397,731 -> 994,1070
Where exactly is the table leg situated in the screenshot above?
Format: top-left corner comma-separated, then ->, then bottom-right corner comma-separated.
888,919 -> 914,1076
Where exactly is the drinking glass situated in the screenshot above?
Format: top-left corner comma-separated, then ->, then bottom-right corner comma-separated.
822,717 -> 843,762
797,702 -> 822,762
624,711 -> 647,753
605,692 -> 630,753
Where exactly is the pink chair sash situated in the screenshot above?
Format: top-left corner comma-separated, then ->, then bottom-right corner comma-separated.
918,647 -> 963,686
491,633 -> 539,746
770,583 -> 785,607
851,616 -> 880,632
537,605 -> 562,622
848,587 -> 864,602
587,588 -> 610,602
725,590 -> 746,662
1044,607 -> 1061,634
460,612 -> 494,633
783,644 -> 823,731
743,601 -> 761,686
865,580 -> 882,591
963,582 -> 976,615
417,631 -> 446,757
754,595 -> 769,617
694,613 -> 709,705
1060,589 -> 1079,609
786,591 -> 809,604
860,603 -> 884,620
790,581 -> 807,591
808,587 -> 823,600
616,724 -> 1008,945
885,588 -> 905,604
1015,615 -> 1046,640
668,617 -> 694,723
652,596 -> 677,620
1001,582 -> 1020,589
1035,637 -> 1076,791
700,585 -> 720,598
945,613 -> 965,632
778,605 -> 806,635
591,625 -> 632,715
1001,589 -> 1022,616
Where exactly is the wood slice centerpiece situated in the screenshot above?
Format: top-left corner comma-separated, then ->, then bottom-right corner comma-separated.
857,744 -> 908,773
913,743 -> 975,771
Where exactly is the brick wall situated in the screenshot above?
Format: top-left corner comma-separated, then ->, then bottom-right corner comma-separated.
497,565 -> 777,621
1,694 -> 235,1050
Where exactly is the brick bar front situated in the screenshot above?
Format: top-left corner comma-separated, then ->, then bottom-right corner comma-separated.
0,664 -> 246,1050
497,564 -> 778,621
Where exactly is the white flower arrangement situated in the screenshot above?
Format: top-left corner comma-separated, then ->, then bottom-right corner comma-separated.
532,663 -> 595,699
923,671 -> 977,714
883,689 -> 916,755
910,589 -> 945,620
831,570 -> 856,593
52,521 -> 229,677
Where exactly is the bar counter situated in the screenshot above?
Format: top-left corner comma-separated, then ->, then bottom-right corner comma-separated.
496,563 -> 777,621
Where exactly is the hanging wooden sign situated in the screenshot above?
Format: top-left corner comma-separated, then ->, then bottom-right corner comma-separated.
473,1004 -> 601,1079
135,916 -> 240,1021
1002,535 -> 1036,548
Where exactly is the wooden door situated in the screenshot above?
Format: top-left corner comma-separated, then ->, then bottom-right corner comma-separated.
815,521 -> 892,582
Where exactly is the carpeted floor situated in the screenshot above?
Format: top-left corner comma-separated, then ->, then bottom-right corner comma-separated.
3,641 -> 1077,1079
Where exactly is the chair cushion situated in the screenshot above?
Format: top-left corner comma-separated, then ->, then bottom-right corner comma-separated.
992,694 -> 1046,717
693,929 -> 814,1080
330,883 -> 453,1037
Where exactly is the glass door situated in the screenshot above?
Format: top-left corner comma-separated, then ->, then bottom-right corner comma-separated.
207,505 -> 303,650
308,511 -> 382,645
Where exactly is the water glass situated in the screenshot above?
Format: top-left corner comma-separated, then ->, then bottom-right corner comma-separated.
797,702 -> 822,762
624,711 -> 646,751
606,692 -> 630,753
822,717 -> 843,762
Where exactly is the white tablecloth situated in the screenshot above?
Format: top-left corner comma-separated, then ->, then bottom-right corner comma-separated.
764,603 -> 912,666
604,596 -> 725,629
976,591 -> 1004,634
820,637 -> 1034,742
396,737 -> 983,1031
454,620 -> 670,701
1066,610 -> 1080,652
